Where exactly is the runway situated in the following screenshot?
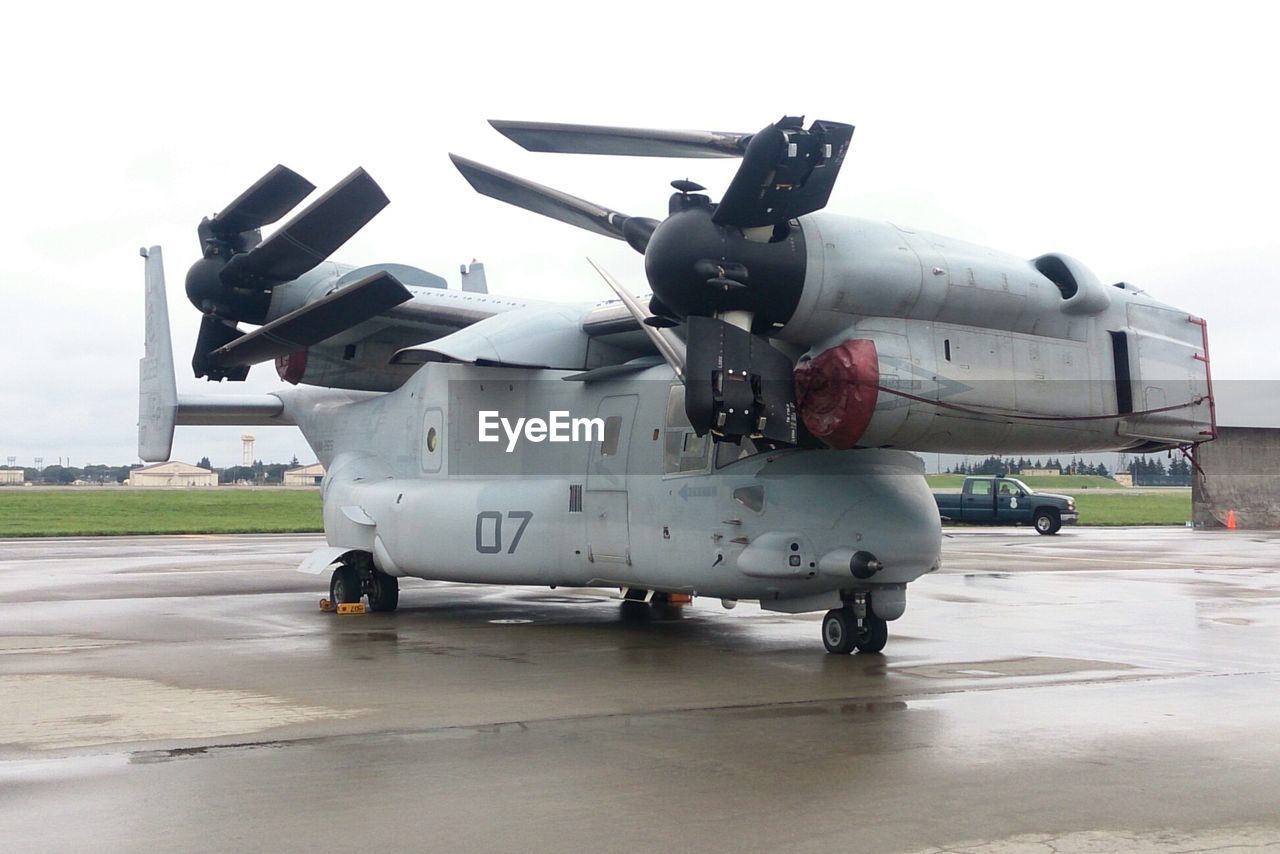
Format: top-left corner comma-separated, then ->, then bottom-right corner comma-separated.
2,528 -> 1278,852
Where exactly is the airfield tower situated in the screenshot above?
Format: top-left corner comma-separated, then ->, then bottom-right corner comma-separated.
241,434 -> 255,467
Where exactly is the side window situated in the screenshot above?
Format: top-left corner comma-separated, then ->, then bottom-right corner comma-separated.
600,415 -> 623,457
998,482 -> 1016,496
969,480 -> 992,496
421,408 -> 443,472
663,384 -> 710,474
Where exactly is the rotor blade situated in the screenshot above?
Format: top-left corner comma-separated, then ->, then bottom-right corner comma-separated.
220,168 -> 390,286
208,165 -> 316,236
451,155 -> 657,248
209,271 -> 412,368
714,118 -> 855,229
490,120 -> 750,159
192,315 -> 248,381
586,258 -> 686,380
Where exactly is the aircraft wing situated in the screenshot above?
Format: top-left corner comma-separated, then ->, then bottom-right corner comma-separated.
200,262 -> 537,390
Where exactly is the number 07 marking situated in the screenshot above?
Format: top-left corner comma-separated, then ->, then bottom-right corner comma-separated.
475,510 -> 534,554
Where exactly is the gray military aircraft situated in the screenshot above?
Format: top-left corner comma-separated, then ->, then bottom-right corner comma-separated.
140,117 -> 1216,653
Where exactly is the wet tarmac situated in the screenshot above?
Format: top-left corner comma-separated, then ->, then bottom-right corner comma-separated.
1,527 -> 1278,852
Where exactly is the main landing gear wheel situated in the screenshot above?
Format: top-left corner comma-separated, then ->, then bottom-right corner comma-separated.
1034,510 -> 1061,535
822,606 -> 889,655
330,563 -> 361,605
367,571 -> 399,612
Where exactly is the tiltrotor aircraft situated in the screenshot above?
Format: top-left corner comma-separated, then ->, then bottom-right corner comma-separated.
139,116 -> 1216,653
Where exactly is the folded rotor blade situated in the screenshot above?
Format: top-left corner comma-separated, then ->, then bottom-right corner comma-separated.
220,168 -> 389,286
193,315 -> 248,381
714,118 -> 855,229
490,120 -> 750,159
209,271 -> 412,368
451,155 -> 657,250
207,165 -> 316,236
587,258 -> 686,380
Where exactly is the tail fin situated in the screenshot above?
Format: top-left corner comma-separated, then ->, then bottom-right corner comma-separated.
460,261 -> 488,294
139,247 -> 179,462
137,247 -> 294,463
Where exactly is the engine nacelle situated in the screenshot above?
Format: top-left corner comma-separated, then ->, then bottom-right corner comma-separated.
777,213 -> 1214,453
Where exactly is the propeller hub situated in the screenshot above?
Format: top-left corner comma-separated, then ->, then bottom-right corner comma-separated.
643,206 -> 807,333
184,256 -> 270,324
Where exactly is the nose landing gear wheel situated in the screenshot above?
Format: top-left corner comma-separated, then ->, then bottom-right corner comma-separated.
822,608 -> 857,654
367,571 -> 399,612
823,606 -> 889,654
854,612 -> 888,653
330,563 -> 361,605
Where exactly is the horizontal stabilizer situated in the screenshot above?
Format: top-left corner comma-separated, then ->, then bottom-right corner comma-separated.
139,246 -> 297,462
210,271 -> 413,368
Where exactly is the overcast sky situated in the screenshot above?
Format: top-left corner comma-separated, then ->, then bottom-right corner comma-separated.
2,1 -> 1276,468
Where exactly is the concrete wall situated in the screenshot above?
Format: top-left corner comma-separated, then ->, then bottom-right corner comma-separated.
1193,427 -> 1280,529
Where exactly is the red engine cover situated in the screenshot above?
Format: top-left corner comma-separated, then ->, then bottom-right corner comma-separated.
793,339 -> 879,449
275,349 -> 308,385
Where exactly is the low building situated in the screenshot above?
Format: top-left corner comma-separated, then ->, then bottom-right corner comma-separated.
1194,427 -> 1280,528
283,463 -> 325,487
1019,468 -> 1060,477
0,469 -> 24,485
128,461 -> 217,488
1192,384 -> 1280,529
1112,472 -> 1134,487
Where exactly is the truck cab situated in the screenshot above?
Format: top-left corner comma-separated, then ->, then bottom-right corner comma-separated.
935,476 -> 1078,534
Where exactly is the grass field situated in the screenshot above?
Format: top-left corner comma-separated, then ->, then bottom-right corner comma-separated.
0,489 -> 322,537
1069,492 -> 1191,526
0,481 -> 1192,537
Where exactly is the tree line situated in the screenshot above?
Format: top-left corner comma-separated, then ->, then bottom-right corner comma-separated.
1,455 -> 306,485
947,456 -> 1112,478
946,455 -> 1193,485
1126,456 -> 1194,486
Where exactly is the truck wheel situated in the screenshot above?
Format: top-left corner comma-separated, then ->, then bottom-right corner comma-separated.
1034,510 -> 1061,535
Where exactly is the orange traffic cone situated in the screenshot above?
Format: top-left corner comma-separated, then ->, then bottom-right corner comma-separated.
1226,509 -> 1237,530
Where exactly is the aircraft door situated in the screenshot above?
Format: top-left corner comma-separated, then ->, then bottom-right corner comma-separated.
585,395 -> 637,565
